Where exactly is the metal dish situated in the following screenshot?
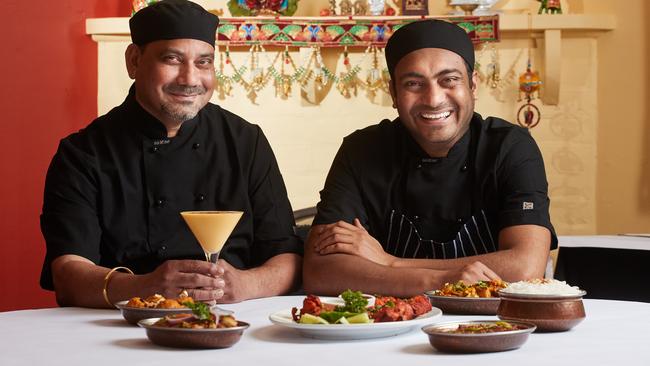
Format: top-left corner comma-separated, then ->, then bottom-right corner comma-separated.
497,290 -> 587,332
138,317 -> 249,349
425,292 -> 500,315
422,320 -> 536,353
115,301 -> 192,325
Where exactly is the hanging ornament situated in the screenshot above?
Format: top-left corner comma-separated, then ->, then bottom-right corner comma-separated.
517,60 -> 542,128
516,13 -> 543,129
275,46 -> 294,98
215,46 -> 234,98
476,43 -> 502,89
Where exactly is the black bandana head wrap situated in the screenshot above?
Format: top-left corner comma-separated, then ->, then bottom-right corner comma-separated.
130,0 -> 219,47
385,20 -> 475,78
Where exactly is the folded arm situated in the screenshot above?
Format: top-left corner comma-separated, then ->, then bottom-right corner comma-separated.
303,226 -> 500,297
52,251 -> 302,308
51,254 -> 222,308
390,224 -> 551,281
314,221 -> 550,283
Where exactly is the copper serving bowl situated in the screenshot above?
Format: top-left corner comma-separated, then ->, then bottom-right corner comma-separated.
425,292 -> 500,315
138,318 -> 249,349
115,301 -> 192,325
422,320 -> 536,353
496,290 -> 587,332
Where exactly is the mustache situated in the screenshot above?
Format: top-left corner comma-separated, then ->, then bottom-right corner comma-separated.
414,103 -> 455,113
164,84 -> 207,95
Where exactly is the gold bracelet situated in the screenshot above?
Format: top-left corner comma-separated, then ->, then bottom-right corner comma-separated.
102,266 -> 134,307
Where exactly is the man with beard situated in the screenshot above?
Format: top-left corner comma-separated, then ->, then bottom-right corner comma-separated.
40,0 -> 301,307
304,20 -> 557,296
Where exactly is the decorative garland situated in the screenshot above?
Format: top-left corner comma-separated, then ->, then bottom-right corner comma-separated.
215,44 -> 390,101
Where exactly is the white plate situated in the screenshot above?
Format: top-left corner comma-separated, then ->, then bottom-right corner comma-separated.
269,305 -> 442,340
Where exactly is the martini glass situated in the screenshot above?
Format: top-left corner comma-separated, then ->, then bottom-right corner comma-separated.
181,211 -> 243,263
181,211 -> 243,309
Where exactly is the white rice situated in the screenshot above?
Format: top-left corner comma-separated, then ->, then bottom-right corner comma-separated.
500,279 -> 582,296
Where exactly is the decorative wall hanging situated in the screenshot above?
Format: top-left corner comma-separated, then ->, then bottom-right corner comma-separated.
216,16 -> 499,47
213,15 -> 499,101
476,42 -> 501,89
516,14 -> 543,128
227,0 -> 300,16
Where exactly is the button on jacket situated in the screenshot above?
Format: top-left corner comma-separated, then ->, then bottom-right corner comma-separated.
40,87 -> 301,290
314,114 -> 557,259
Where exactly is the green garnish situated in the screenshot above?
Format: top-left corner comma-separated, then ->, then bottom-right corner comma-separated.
476,281 -> 489,289
336,289 -> 368,313
182,301 -> 211,320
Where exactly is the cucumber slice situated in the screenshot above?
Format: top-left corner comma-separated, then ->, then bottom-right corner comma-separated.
346,312 -> 371,324
336,316 -> 350,324
299,313 -> 329,324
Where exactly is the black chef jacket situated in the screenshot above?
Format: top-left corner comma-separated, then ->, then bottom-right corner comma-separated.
40,86 -> 302,290
313,113 -> 557,259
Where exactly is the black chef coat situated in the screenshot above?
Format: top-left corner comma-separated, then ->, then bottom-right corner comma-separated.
40,86 -> 301,290
313,113 -> 557,259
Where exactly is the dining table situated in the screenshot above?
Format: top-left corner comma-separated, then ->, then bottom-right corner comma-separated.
2,295 -> 649,366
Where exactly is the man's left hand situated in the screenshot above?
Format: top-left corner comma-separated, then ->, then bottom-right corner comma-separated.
313,219 -> 395,266
214,259 -> 256,303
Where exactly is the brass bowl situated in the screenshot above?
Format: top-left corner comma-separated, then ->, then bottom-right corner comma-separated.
422,320 -> 536,353
496,291 -> 587,332
138,318 -> 249,349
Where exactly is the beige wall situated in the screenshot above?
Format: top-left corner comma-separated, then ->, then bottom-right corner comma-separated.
587,0 -> 650,234
94,0 -> 649,234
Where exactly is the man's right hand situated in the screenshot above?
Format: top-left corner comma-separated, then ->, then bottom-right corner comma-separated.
443,261 -> 501,285
139,260 -> 224,302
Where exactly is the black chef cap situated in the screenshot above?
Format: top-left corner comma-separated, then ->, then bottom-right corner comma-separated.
385,20 -> 474,77
130,0 -> 219,47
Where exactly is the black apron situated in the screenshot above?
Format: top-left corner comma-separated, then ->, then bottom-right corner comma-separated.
383,121 -> 498,259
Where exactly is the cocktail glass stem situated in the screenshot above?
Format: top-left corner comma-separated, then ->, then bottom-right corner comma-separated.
205,250 -> 226,311
206,251 -> 221,264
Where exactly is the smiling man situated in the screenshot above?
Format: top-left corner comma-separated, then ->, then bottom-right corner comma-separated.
303,20 -> 557,296
40,0 -> 302,308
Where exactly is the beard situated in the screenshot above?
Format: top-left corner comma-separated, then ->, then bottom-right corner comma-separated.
160,84 -> 208,122
160,101 -> 200,122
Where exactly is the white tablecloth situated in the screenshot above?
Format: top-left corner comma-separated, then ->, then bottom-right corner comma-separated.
2,296 -> 649,366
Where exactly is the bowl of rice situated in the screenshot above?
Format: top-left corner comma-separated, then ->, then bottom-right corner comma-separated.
496,279 -> 586,332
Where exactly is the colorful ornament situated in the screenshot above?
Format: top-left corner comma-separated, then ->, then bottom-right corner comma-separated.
131,0 -> 159,15
227,0 -> 299,16
537,0 -> 562,14
517,60 -> 542,128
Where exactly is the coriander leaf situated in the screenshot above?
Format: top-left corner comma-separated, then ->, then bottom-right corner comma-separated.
336,289 -> 368,313
182,301 -> 211,320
